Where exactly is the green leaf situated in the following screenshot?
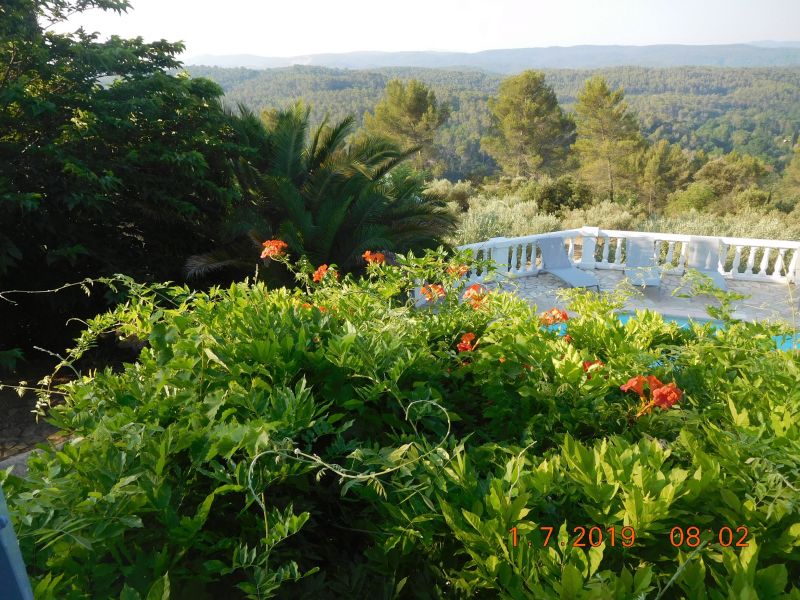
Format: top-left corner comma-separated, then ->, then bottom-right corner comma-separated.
145,574 -> 170,600
560,564 -> 584,597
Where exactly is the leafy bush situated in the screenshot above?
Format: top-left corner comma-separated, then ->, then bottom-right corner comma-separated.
641,207 -> 800,240
3,252 -> 800,598
0,0 -> 251,349
0,347 -> 24,372
665,182 -> 718,215
425,179 -> 475,212
186,106 -> 456,281
451,197 -> 560,244
454,192 -> 800,245
560,200 -> 642,231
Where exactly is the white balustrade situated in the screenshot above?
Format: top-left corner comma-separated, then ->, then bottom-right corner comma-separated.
458,226 -> 800,285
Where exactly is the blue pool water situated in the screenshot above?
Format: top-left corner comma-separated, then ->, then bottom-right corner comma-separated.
616,312 -> 716,328
548,313 -> 797,351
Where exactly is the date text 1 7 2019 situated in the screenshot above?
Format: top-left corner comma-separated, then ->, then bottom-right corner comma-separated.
509,525 -> 750,549
510,526 -> 635,548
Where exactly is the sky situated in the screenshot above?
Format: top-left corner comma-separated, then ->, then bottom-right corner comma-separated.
55,0 -> 800,58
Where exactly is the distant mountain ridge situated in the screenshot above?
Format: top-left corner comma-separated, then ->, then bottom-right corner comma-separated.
185,44 -> 800,72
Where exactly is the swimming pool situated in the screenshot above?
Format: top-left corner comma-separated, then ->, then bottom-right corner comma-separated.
616,312 -> 717,328
549,312 -> 797,351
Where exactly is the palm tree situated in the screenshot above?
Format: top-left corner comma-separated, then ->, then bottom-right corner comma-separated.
186,103 -> 455,278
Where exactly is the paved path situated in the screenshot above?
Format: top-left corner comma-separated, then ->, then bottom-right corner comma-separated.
0,395 -> 58,461
1,367 -> 66,478
0,449 -> 34,477
488,270 -> 799,324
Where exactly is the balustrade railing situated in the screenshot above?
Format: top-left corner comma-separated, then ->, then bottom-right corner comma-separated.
458,226 -> 800,285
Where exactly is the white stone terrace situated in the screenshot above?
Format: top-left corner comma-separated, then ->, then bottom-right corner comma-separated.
459,226 -> 800,325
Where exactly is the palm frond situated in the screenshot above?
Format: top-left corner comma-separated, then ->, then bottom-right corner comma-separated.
270,103 -> 311,181
309,116 -> 355,172
185,251 -> 253,280
307,114 -> 331,170
215,104 -> 456,277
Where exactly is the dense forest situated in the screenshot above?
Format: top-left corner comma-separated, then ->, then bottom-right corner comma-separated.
187,65 -> 800,179
186,43 -> 800,70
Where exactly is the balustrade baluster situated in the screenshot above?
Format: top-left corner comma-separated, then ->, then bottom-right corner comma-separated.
732,246 -> 742,277
775,249 -> 786,277
758,247 -> 771,276
745,247 -> 756,275
614,238 -> 623,264
509,244 -> 518,274
789,249 -> 800,283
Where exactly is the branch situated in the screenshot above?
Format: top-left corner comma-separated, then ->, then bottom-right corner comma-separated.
0,278 -> 99,305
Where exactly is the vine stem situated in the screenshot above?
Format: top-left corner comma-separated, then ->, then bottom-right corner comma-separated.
653,540 -> 708,600
246,399 -> 451,515
0,277 -> 102,305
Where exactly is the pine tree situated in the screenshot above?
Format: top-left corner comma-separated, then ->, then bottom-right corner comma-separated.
780,145 -> 800,206
640,140 -> 691,214
363,79 -> 449,172
481,71 -> 575,177
574,76 -> 644,201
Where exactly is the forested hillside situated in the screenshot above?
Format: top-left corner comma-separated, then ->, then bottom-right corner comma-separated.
186,43 -> 800,70
187,65 -> 800,180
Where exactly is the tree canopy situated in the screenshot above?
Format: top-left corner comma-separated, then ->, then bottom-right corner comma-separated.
192,64 -> 800,182
573,76 -> 644,201
0,0 -> 241,285
640,140 -> 691,214
481,70 -> 575,177
363,78 -> 450,172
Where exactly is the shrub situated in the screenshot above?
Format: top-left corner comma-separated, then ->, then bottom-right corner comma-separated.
560,200 -> 642,231
665,181 -> 718,215
425,179 -> 475,212
728,185 -> 772,212
526,175 -> 595,213
641,207 -> 800,240
4,253 -> 800,598
451,197 -> 560,244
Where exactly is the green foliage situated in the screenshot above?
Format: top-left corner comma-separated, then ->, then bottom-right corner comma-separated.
363,79 -> 450,172
186,104 -> 456,279
574,76 -> 645,201
661,152 -> 777,215
778,147 -> 800,212
452,190 -> 800,245
481,71 -> 575,177
524,175 -> 595,214
191,64 -> 800,182
0,347 -> 24,372
666,182 -> 718,215
640,207 -> 800,240
694,152 -> 770,197
673,270 -> 748,322
424,179 -> 475,212
5,252 -> 800,597
640,139 -> 692,214
0,0 -> 238,281
0,0 -> 250,347
560,200 -> 642,231
451,196 -> 561,245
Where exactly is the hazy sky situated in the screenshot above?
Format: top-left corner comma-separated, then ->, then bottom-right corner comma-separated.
55,0 -> 800,57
